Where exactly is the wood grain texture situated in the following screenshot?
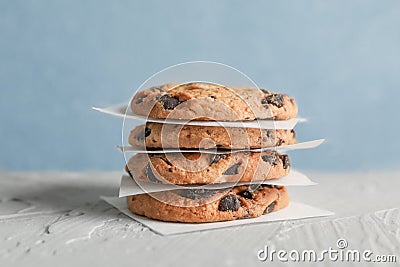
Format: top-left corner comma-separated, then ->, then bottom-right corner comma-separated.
0,171 -> 399,266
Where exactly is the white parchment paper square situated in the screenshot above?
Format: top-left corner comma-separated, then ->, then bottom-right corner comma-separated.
93,104 -> 306,129
101,196 -> 334,235
119,170 -> 316,197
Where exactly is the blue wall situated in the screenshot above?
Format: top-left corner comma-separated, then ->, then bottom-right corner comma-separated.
1,0 -> 400,171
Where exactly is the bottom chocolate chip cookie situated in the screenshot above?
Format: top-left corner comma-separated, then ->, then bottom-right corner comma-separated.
126,185 -> 289,223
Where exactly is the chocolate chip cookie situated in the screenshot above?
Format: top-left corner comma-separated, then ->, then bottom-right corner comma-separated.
131,82 -> 298,121
125,151 -> 290,185
126,184 -> 289,223
129,123 -> 296,149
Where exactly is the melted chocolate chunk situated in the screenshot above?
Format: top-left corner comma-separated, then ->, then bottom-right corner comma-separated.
154,87 -> 165,92
136,132 -> 145,141
210,154 -> 227,165
260,88 -> 270,94
159,94 -> 179,110
249,184 -> 262,191
261,184 -> 276,189
145,127 -> 151,137
136,127 -> 151,141
135,95 -> 146,104
276,139 -> 284,146
145,164 -> 161,183
266,130 -> 274,139
263,202 -> 276,214
218,194 -> 241,211
291,129 -> 296,138
262,94 -> 284,108
176,189 -> 219,200
261,153 -> 279,165
157,156 -> 171,165
223,163 -> 240,175
239,190 -> 253,199
263,130 -> 275,143
281,155 -> 290,169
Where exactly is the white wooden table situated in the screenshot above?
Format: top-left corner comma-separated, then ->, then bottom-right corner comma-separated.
0,171 -> 399,266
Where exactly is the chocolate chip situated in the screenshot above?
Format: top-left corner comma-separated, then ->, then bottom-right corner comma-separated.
261,102 -> 270,109
159,94 -> 179,110
263,202 -> 276,214
145,164 -> 161,183
239,190 -> 253,199
261,184 -> 276,189
136,127 -> 151,141
260,88 -> 270,94
136,132 -> 144,141
154,86 -> 165,92
157,156 -> 171,165
262,94 -> 284,108
266,130 -> 274,139
145,127 -> 151,137
276,139 -> 284,146
261,153 -> 279,165
223,163 -> 240,175
249,184 -> 262,191
291,129 -> 296,138
210,154 -> 227,165
263,130 -> 275,142
218,194 -> 241,211
281,155 -> 290,169
176,189 -> 219,200
135,95 -> 146,104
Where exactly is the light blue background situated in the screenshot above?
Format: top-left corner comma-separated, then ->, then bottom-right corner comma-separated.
1,1 -> 400,171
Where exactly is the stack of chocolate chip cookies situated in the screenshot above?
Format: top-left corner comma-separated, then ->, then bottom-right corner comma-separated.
125,82 -> 298,223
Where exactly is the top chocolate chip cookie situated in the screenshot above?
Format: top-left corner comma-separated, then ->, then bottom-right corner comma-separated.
131,82 -> 298,121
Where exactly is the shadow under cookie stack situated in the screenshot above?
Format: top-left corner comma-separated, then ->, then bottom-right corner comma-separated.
122,82 -> 301,223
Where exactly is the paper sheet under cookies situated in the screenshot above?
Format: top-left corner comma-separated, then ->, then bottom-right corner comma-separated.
92,104 -> 306,129
119,170 -> 316,197
100,196 -> 334,235
117,139 -> 325,154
